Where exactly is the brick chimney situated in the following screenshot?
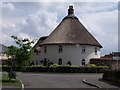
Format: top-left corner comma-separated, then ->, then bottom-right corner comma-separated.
68,6 -> 74,15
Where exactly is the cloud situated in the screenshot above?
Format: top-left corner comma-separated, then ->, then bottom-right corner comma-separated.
2,9 -> 58,46
2,3 -> 15,11
19,10 -> 58,38
79,9 -> 118,55
2,2 -> 118,55
2,22 -> 18,45
74,2 -> 117,15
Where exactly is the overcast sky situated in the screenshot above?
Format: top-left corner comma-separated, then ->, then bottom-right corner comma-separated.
1,1 -> 119,55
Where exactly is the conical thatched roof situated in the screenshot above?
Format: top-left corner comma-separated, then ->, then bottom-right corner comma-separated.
41,6 -> 102,48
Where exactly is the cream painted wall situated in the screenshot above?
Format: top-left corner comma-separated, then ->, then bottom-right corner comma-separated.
32,44 -> 100,66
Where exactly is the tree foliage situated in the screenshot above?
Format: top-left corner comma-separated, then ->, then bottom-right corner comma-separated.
6,46 -> 18,67
6,36 -> 34,67
5,36 -> 34,81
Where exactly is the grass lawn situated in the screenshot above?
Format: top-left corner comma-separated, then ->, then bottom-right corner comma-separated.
1,73 -> 22,87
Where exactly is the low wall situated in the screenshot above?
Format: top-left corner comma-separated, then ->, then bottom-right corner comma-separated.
90,58 -> 120,70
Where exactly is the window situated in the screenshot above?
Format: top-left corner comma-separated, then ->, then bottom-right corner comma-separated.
43,58 -> 48,66
36,61 -> 38,65
44,46 -> 47,53
59,45 -> 62,53
95,47 -> 97,55
81,59 -> 85,66
58,58 -> 62,65
67,61 -> 72,65
82,46 -> 85,53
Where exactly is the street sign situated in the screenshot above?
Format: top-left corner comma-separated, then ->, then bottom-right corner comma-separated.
112,52 -> 120,60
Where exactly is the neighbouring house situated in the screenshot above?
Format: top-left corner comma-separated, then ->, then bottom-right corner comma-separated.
90,52 -> 120,69
31,6 -> 102,66
0,44 -> 8,64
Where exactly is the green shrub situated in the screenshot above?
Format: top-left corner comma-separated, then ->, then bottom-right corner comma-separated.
47,62 -> 54,67
2,65 -> 109,73
49,64 -> 60,68
85,64 -> 97,68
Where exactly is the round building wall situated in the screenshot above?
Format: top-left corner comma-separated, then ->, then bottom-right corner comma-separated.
38,44 -> 100,66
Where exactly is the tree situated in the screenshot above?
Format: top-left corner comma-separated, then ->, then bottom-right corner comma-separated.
13,36 -> 34,66
6,36 -> 34,81
6,46 -> 18,68
6,36 -> 34,67
6,45 -> 18,81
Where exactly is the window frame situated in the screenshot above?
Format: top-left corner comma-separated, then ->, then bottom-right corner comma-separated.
58,58 -> 62,65
95,47 -> 97,55
82,46 -> 86,53
44,46 -> 47,53
81,59 -> 85,66
58,45 -> 63,53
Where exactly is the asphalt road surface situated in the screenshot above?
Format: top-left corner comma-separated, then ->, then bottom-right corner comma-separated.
17,73 -> 119,88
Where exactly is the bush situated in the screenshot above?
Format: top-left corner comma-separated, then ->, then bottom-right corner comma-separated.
49,64 -> 60,68
47,62 -> 54,67
102,70 -> 120,86
8,71 -> 16,81
2,65 -> 109,73
85,64 -> 97,68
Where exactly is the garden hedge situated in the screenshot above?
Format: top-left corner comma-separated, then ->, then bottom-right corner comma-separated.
2,65 -> 108,73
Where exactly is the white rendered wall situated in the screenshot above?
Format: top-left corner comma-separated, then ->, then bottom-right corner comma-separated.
31,52 -> 41,65
34,44 -> 101,66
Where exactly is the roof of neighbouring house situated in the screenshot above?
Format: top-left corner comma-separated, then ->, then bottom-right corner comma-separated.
40,6 -> 102,48
0,44 -> 8,53
32,36 -> 48,49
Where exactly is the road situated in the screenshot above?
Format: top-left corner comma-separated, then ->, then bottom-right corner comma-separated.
17,73 -> 119,88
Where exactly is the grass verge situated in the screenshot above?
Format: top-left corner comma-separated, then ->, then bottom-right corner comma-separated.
1,73 -> 22,87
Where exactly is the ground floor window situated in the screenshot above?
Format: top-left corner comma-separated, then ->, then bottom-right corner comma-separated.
81,59 -> 85,66
43,58 -> 47,66
36,61 -> 38,65
67,61 -> 72,65
58,58 -> 62,65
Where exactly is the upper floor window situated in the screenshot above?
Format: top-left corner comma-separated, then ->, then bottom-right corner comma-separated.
44,46 -> 47,53
59,45 -> 62,53
82,46 -> 85,53
95,47 -> 97,55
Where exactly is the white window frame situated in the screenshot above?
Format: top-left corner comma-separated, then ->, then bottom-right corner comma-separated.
82,46 -> 85,53
95,47 -> 97,55
44,46 -> 47,53
59,45 -> 62,53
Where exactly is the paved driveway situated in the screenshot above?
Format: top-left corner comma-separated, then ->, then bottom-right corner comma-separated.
17,73 -> 119,88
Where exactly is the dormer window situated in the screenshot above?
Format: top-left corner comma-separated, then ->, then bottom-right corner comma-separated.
59,45 -> 62,53
95,47 -> 97,55
82,46 -> 85,53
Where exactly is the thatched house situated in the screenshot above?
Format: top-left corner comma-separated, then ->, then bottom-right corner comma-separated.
31,6 -> 102,66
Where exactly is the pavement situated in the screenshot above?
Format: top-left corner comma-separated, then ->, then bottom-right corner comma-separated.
17,73 -> 120,89
82,74 -> 119,88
